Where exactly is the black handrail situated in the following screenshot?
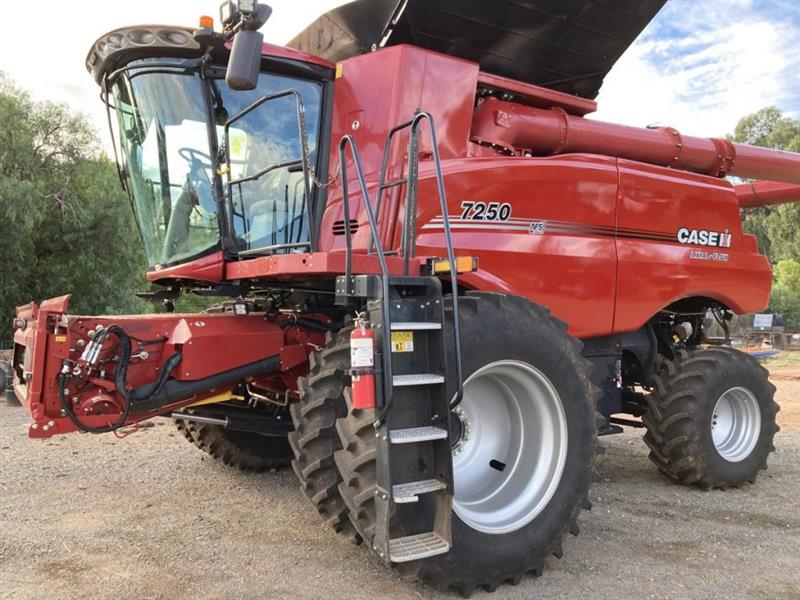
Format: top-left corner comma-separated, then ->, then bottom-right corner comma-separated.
408,112 -> 464,408
368,115 -> 415,255
338,112 -> 465,418
338,136 -> 395,421
370,112 -> 464,408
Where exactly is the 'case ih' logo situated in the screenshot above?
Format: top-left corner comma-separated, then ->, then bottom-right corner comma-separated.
677,228 -> 732,248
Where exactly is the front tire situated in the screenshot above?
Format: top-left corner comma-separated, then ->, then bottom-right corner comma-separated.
287,326 -> 354,535
175,417 -> 292,471
334,292 -> 597,595
643,346 -> 779,489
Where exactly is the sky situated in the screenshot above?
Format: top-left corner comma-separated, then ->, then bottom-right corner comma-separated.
1,0 -> 798,152
592,0 -> 800,134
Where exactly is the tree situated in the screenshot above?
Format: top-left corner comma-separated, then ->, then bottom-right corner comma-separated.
732,106 -> 800,152
0,73 -> 150,344
730,106 -> 800,263
769,259 -> 800,326
729,106 -> 800,325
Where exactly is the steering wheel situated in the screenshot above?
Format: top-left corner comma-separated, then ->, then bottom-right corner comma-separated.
178,147 -> 213,168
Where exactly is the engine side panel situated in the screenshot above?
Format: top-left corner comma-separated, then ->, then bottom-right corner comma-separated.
318,153 -> 772,339
415,155 -> 620,338
614,160 -> 772,332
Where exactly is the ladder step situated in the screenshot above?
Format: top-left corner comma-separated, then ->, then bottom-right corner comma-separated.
389,426 -> 448,444
390,322 -> 442,330
389,532 -> 450,562
392,374 -> 445,387
392,479 -> 447,504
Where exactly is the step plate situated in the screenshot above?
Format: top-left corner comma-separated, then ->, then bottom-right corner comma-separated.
393,479 -> 447,504
390,322 -> 442,330
392,374 -> 445,387
389,426 -> 448,444
389,532 -> 450,562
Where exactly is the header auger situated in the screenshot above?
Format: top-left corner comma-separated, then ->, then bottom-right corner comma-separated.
11,0 -> 796,595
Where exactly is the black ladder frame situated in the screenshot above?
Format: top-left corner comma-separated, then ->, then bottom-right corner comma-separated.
338,112 -> 464,420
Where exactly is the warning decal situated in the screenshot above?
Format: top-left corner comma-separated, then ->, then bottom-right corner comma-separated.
391,331 -> 414,353
350,337 -> 374,367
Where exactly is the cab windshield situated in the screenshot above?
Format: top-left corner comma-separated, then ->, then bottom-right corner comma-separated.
111,61 -> 322,268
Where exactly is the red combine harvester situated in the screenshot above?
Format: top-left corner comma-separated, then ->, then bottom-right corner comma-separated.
10,0 -> 800,594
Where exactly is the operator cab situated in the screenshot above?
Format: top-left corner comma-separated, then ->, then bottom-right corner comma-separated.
87,2 -> 332,272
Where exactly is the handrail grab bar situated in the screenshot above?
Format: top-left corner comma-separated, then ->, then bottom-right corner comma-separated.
338,135 -> 395,422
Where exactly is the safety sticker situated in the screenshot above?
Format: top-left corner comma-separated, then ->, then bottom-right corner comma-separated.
391,331 -> 414,353
350,337 -> 374,367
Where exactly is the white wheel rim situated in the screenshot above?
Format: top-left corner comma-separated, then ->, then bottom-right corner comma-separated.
711,386 -> 761,462
452,360 -> 568,535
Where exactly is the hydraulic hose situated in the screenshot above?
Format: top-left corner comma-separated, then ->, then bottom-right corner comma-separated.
59,371 -> 130,434
59,325 -> 181,433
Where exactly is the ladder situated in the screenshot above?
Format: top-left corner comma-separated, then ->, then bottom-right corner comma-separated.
335,112 -> 463,563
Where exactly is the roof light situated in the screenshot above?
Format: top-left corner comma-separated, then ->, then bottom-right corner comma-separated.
199,15 -> 214,29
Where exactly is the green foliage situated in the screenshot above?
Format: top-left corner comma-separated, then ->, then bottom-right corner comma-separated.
774,259 -> 800,290
732,106 -> 800,263
173,293 -> 220,313
730,106 -> 800,325
731,106 -> 800,152
769,259 -> 800,326
743,203 -> 800,262
0,73 -> 150,343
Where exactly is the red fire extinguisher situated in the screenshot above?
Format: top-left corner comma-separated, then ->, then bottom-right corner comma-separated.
350,315 -> 376,409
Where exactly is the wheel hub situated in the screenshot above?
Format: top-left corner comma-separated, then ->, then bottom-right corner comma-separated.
450,405 -> 471,455
451,360 -> 568,535
711,386 -> 761,462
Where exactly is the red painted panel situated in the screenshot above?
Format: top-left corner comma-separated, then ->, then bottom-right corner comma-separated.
146,251 -> 224,283
412,155 -> 619,338
319,45 -> 479,253
330,45 -> 478,177
225,250 -> 420,280
614,160 -> 772,333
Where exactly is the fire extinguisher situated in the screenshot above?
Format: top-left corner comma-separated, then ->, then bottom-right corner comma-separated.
350,314 -> 376,409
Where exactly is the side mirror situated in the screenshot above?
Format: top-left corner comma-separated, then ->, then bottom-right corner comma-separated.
226,29 -> 263,91
222,2 -> 272,90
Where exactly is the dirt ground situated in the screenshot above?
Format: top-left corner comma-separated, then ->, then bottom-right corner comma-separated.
765,352 -> 800,430
1,354 -> 798,599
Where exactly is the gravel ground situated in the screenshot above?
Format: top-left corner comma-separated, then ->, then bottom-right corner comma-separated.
1,363 -> 798,599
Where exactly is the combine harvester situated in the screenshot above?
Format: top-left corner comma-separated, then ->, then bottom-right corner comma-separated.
10,0 -> 800,594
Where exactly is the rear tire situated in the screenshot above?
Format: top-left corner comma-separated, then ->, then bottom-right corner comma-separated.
334,292 -> 597,595
643,346 -> 779,489
175,417 -> 292,471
